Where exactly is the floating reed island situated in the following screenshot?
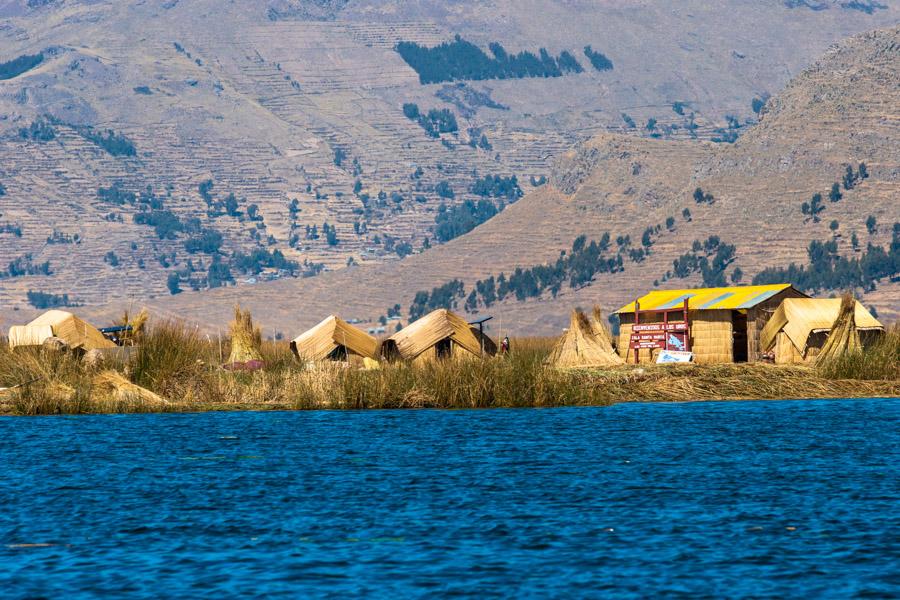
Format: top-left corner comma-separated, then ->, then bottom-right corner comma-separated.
1,286 -> 897,415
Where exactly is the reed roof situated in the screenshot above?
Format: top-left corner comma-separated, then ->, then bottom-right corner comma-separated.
384,309 -> 483,360
290,315 -> 379,361
8,310 -> 115,351
760,297 -> 883,354
616,284 -> 801,313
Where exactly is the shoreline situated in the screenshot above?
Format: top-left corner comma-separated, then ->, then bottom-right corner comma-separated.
3,393 -> 898,418
2,362 -> 896,417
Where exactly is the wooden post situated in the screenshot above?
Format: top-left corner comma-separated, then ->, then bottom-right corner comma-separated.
683,298 -> 691,352
633,300 -> 640,364
663,307 -> 669,351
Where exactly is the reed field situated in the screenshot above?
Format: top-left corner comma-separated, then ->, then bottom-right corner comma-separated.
0,321 -> 897,416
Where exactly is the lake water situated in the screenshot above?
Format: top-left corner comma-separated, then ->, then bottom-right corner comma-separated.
1,399 -> 898,598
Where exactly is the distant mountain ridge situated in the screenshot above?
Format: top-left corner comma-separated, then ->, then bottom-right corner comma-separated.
0,1 -> 897,332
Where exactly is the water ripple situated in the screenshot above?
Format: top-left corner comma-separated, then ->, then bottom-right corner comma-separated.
0,398 -> 898,598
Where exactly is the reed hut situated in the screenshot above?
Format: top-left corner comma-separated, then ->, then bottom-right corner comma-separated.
547,307 -> 624,369
381,309 -> 495,363
760,296 -> 883,365
615,284 -> 806,364
8,310 -> 116,352
290,315 -> 379,367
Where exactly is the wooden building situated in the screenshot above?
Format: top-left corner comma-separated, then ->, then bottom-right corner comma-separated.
615,284 -> 807,364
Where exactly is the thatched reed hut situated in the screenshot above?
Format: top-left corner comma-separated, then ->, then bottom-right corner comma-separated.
8,310 -> 116,352
760,297 -> 884,364
290,315 -> 379,367
547,307 -> 624,369
381,309 -> 495,363
615,284 -> 806,364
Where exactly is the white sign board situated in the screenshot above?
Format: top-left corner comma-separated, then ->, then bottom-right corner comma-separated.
656,350 -> 694,364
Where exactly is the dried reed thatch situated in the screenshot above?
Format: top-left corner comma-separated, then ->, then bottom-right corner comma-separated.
815,294 -> 864,367
688,310 -> 733,364
381,309 -> 486,361
227,306 -> 264,365
548,308 -> 624,369
117,308 -> 149,345
760,297 -> 883,364
8,310 -> 115,351
92,370 -> 169,406
290,315 -> 378,362
590,306 -> 618,350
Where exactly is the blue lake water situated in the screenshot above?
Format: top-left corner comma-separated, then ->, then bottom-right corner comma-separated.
1,399 -> 898,598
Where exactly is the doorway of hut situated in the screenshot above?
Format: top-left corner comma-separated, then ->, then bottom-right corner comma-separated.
732,311 -> 749,362
435,338 -> 452,359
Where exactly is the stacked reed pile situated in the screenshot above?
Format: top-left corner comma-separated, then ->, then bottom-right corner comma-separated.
547,308 -> 623,368
117,308 -> 149,346
226,306 -> 264,368
816,293 -> 862,366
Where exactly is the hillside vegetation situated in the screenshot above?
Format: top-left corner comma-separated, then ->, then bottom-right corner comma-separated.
63,25 -> 900,337
0,1 -> 896,333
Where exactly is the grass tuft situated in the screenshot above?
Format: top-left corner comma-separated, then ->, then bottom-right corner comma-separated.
817,325 -> 900,381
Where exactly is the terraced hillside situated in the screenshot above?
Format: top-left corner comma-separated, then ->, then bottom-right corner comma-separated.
67,24 -> 900,337
0,0 -> 896,320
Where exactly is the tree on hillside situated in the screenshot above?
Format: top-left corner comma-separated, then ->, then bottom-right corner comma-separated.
751,97 -> 765,114
843,165 -> 857,190
866,215 -> 877,234
167,272 -> 182,295
693,187 -> 714,204
801,193 -> 825,222
583,46 -> 614,71
829,182 -> 842,202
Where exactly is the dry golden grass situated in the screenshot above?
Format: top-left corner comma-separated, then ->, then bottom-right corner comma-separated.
0,324 -> 896,415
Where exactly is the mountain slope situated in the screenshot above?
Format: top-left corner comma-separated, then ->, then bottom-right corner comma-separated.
0,0 -> 896,320
55,24 -> 900,337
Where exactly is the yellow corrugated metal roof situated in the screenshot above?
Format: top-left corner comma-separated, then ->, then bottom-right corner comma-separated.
615,284 -> 795,314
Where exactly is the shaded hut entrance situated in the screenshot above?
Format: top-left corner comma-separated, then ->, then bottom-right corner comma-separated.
327,345 -> 349,361
732,311 -> 749,363
435,338 -> 452,359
